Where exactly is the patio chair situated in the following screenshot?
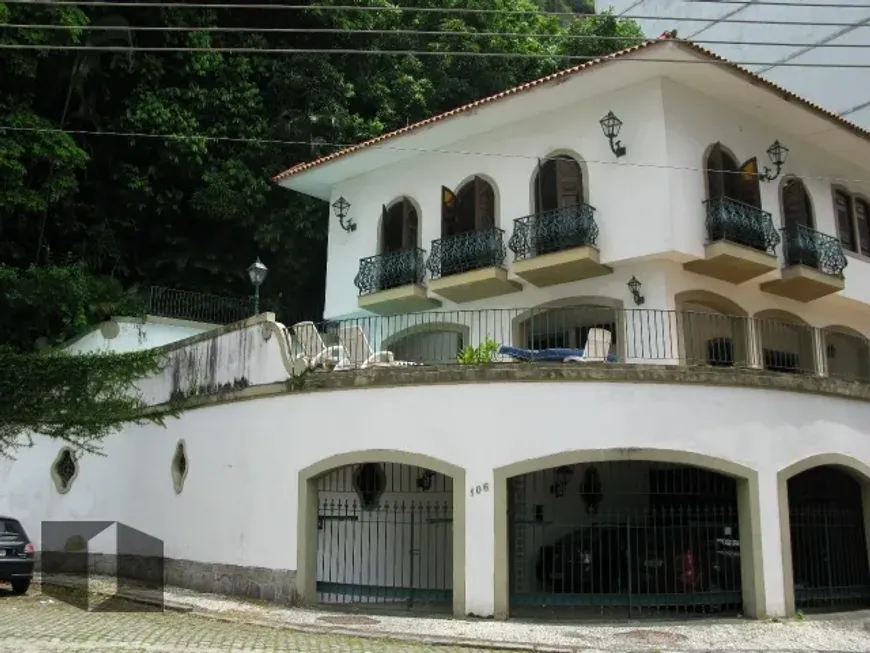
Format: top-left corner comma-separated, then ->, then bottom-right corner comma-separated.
291,321 -> 348,369
564,328 -> 613,363
335,324 -> 421,369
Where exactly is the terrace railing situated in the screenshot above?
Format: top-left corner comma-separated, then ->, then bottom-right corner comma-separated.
147,286 -> 256,325
308,307 -> 870,384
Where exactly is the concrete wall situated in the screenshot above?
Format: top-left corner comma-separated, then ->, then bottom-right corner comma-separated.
5,366 -> 870,618
65,317 -> 216,354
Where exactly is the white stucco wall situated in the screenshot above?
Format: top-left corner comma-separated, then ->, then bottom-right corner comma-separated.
65,317 -> 216,354
4,379 -> 870,618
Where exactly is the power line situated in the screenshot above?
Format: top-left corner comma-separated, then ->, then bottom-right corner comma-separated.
3,42 -> 870,66
5,0 -> 870,28
6,23 -> 870,51
3,124 -> 869,186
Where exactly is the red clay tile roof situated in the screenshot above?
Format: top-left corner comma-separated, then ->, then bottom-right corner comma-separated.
272,31 -> 870,184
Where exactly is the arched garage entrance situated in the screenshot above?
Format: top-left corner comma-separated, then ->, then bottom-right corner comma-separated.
781,458 -> 870,613
297,451 -> 466,615
494,450 -> 763,620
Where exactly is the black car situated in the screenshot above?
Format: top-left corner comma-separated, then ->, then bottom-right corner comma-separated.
0,516 -> 35,594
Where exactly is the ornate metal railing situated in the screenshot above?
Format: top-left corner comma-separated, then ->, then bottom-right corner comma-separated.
704,196 -> 780,255
147,286 -> 255,324
781,225 -> 848,277
353,248 -> 427,296
508,203 -> 599,261
426,226 -> 507,280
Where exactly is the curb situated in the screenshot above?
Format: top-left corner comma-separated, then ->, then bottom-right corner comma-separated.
190,611 -> 578,652
38,580 -> 194,614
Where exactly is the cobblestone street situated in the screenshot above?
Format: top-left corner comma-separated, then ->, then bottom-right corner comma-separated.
0,588 -> 503,653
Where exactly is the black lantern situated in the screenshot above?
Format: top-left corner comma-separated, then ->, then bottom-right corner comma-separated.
549,465 -> 574,498
417,470 -> 436,491
580,466 -> 603,516
332,196 -> 356,232
627,275 -> 645,306
761,140 -> 789,182
247,257 -> 268,315
599,110 -> 627,158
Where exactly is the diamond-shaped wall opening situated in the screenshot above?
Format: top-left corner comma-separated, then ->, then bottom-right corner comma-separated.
171,440 -> 188,494
51,448 -> 78,494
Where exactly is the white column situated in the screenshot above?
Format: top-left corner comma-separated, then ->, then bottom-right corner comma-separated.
758,471 -> 788,617
463,466 -> 495,617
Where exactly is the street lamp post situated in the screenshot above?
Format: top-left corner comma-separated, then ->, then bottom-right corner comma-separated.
247,257 -> 268,315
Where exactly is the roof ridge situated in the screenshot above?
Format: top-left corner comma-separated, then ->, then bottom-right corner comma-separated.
273,35 -> 869,184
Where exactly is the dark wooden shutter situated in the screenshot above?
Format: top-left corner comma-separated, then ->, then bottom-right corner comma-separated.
835,191 -> 856,252
856,198 -> 870,256
534,158 -> 544,214
539,160 -> 558,214
736,157 -> 761,209
403,200 -> 418,250
474,176 -> 495,230
441,186 -> 458,236
782,180 -> 813,229
556,158 -> 583,209
706,143 -> 725,200
382,204 -> 404,253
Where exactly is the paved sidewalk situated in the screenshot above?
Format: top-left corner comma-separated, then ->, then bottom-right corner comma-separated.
34,574 -> 870,652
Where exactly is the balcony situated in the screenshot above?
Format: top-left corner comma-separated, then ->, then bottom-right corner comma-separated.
760,226 -> 847,302
683,197 -> 780,284
507,204 -> 612,287
354,248 -> 441,315
426,227 -> 521,303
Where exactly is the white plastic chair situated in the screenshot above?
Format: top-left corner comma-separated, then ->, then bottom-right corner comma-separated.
564,328 -> 612,363
336,324 -> 395,369
291,321 -> 348,369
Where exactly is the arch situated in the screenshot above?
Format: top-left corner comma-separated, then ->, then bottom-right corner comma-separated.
382,322 -> 470,365
777,454 -> 870,615
444,173 -> 500,234
675,291 -> 750,367
297,449 -> 466,616
378,195 -> 421,255
528,150 -> 589,214
779,176 -> 815,230
510,296 -> 625,358
704,141 -> 761,209
492,448 -> 764,619
821,324 -> 870,381
754,309 -> 816,375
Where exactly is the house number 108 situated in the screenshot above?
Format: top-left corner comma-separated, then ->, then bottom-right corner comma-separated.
470,483 -> 490,497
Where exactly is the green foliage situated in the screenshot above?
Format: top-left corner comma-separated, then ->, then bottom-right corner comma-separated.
457,338 -> 500,365
0,346 -> 172,457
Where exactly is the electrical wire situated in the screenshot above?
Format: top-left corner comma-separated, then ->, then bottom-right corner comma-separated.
2,42 -> 869,66
5,23 -> 870,51
3,124 -> 868,185
3,0 -> 870,28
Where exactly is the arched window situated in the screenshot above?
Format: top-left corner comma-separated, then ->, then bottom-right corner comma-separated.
441,176 -> 495,236
706,143 -> 760,209
834,188 -> 870,257
533,156 -> 584,214
782,179 -> 814,231
381,198 -> 419,254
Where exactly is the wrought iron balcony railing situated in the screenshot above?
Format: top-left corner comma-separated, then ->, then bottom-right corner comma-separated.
147,286 -> 256,324
508,203 -> 599,261
426,226 -> 507,280
353,248 -> 427,296
781,225 -> 848,277
704,196 -> 780,255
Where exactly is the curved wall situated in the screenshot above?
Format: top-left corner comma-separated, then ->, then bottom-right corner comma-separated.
3,380 -> 870,618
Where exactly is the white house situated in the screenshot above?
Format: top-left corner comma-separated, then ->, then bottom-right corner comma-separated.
599,0 -> 870,127
5,35 -> 870,624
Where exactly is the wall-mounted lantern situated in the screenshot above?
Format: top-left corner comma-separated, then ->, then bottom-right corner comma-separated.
627,275 -> 645,306
761,140 -> 789,182
599,110 -> 627,158
332,196 -> 356,232
247,257 -> 268,315
417,469 -> 436,491
549,465 -> 574,498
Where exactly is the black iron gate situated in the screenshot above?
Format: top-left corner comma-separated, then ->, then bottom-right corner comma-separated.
789,466 -> 870,611
315,463 -> 453,609
508,462 -> 743,619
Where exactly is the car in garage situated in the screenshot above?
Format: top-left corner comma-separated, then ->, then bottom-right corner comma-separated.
0,516 -> 35,594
